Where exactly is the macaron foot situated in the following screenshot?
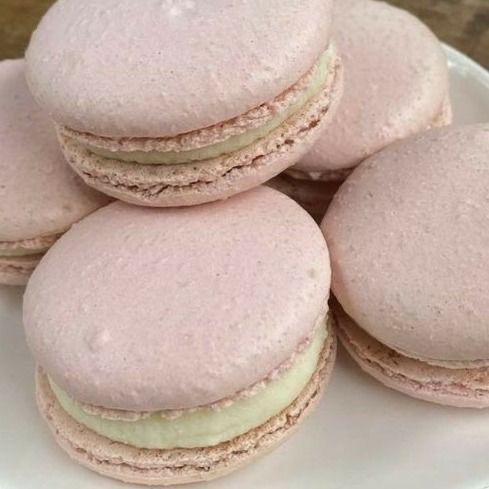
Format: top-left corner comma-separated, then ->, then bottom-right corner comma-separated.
36,325 -> 337,486
334,304 -> 489,408
0,254 -> 43,286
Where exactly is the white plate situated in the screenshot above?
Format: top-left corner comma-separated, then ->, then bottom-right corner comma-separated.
1,46 -> 488,489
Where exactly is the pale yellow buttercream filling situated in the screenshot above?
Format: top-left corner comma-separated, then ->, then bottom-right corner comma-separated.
50,323 -> 327,450
87,49 -> 334,165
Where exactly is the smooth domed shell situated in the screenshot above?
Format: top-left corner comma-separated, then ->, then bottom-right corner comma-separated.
323,124 -> 489,363
0,59 -> 109,242
24,187 -> 330,411
296,0 -> 449,173
26,0 -> 333,138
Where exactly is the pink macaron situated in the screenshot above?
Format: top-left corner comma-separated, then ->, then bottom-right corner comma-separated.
281,0 -> 451,218
323,124 -> 489,408
0,59 -> 110,286
25,0 -> 343,208
24,186 -> 337,485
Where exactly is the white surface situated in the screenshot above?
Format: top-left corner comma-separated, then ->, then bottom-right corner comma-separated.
1,46 -> 489,489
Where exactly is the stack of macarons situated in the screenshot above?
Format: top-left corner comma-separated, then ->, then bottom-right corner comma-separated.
272,0 -> 452,220
4,0 -> 487,486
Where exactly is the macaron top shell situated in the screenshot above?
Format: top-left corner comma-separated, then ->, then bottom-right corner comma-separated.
323,124 -> 489,363
296,0 -> 449,173
26,0 -> 333,138
24,187 -> 330,411
0,59 -> 109,243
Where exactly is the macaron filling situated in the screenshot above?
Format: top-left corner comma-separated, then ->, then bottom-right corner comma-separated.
48,321 -> 328,450
84,48 -> 335,166
335,306 -> 489,408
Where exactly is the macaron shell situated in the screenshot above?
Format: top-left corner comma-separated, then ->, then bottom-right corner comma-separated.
0,233 -> 60,255
289,92 -> 453,183
295,0 -> 450,173
323,124 -> 489,363
36,328 -> 336,486
26,0 -> 333,138
24,187 -> 331,411
57,58 -> 343,207
0,254 -> 42,286
335,304 -> 489,408
0,59 -> 110,242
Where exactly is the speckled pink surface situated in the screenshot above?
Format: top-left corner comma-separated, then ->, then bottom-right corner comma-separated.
26,0 -> 333,138
0,59 -> 110,243
322,124 -> 489,363
24,187 -> 331,411
295,0 -> 450,174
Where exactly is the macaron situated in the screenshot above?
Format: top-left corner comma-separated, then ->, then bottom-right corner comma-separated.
0,59 -> 109,286
323,124 -> 489,408
268,175 -> 340,223
289,0 -> 452,184
25,0 -> 343,208
24,187 -> 337,485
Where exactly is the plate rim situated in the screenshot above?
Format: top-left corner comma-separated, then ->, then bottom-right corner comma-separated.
1,43 -> 489,489
443,43 -> 489,88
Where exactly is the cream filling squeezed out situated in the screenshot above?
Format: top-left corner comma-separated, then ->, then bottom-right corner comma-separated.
87,49 -> 334,165
50,322 -> 327,450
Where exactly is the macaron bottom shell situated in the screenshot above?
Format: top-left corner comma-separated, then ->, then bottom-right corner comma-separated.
36,322 -> 336,486
0,254 -> 43,286
0,231 -> 78,285
0,235 -> 59,257
58,56 -> 343,207
334,304 -> 489,408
